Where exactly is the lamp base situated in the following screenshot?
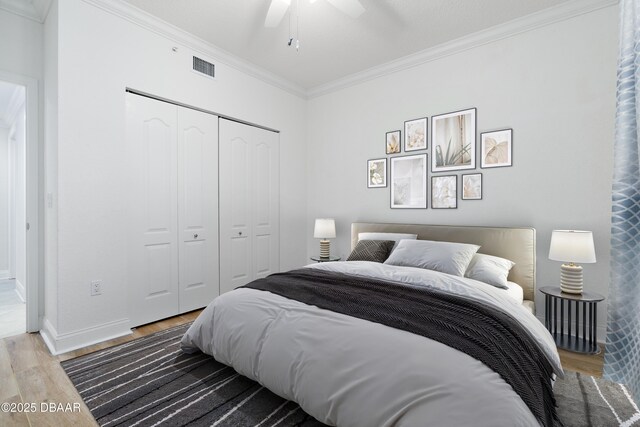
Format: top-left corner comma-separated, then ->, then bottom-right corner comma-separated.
319,240 -> 331,258
560,263 -> 583,294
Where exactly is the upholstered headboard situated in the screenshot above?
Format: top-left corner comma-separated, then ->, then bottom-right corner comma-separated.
351,223 -> 536,301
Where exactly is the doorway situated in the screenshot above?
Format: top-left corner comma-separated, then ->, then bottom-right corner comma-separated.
0,79 -> 26,338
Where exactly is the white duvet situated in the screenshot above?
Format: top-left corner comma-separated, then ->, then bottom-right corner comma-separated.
181,262 -> 563,427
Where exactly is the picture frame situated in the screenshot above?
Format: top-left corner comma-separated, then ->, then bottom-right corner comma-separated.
431,108 -> 476,172
431,175 -> 457,209
462,173 -> 482,200
404,117 -> 428,152
480,129 -> 512,168
390,154 -> 427,209
367,158 -> 387,188
386,130 -> 401,155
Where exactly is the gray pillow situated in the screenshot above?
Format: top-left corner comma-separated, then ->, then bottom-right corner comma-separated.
384,239 -> 480,276
347,240 -> 396,263
358,232 -> 418,251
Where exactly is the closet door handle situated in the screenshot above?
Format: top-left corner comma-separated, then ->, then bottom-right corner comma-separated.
238,231 -> 243,236
193,233 -> 198,239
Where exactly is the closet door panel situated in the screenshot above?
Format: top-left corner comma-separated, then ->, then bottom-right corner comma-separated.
220,119 -> 253,293
126,94 -> 179,326
178,107 -> 219,312
253,128 -> 280,279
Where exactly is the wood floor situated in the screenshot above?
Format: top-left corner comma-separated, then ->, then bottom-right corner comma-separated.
0,311 -> 604,427
0,279 -> 26,339
0,310 -> 201,427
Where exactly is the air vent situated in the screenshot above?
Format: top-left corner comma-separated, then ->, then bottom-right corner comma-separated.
193,56 -> 215,78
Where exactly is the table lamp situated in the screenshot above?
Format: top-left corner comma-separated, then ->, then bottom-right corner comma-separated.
314,218 -> 336,259
548,230 -> 596,294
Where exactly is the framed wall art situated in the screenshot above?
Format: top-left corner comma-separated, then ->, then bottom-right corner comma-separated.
386,130 -> 401,154
462,173 -> 482,200
404,117 -> 427,152
431,108 -> 476,172
431,175 -> 457,209
367,158 -> 387,188
390,154 -> 427,209
481,129 -> 512,168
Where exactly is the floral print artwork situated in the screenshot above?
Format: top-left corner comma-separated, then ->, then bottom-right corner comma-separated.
432,175 -> 457,208
368,159 -> 387,188
386,130 -> 401,154
404,118 -> 427,152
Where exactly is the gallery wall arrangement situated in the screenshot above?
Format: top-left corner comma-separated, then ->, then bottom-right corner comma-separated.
366,107 -> 513,209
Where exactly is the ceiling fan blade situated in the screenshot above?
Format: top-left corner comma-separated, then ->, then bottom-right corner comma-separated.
265,0 -> 291,27
326,0 -> 365,18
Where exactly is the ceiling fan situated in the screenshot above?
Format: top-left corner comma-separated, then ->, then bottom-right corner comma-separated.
265,0 -> 365,28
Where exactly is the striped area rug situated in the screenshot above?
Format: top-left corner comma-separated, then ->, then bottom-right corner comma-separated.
62,322 -> 640,427
61,323 -> 326,427
555,371 -> 640,426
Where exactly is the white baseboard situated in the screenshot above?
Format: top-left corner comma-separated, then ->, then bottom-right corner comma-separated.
14,279 -> 25,302
0,270 -> 9,280
40,317 -> 132,356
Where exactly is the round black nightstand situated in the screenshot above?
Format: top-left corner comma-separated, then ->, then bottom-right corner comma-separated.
540,286 -> 604,355
310,256 -> 341,263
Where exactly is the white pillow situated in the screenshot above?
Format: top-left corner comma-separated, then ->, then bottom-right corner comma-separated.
384,239 -> 480,276
504,281 -> 524,304
358,232 -> 418,251
464,253 -> 515,289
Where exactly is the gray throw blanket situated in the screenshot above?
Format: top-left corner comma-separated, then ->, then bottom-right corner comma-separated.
243,268 -> 561,427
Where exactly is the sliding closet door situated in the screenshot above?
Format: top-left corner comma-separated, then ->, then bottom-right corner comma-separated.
219,119 -> 279,294
220,120 -> 253,293
177,107 -> 219,312
126,93 -> 179,326
252,127 -> 280,280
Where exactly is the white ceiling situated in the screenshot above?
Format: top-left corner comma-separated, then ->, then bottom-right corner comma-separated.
123,0 -> 573,89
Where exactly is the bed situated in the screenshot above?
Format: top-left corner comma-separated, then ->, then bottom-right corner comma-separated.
181,223 -> 563,427
350,222 -> 538,312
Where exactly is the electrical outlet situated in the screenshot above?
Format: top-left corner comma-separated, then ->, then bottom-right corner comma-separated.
91,280 -> 102,296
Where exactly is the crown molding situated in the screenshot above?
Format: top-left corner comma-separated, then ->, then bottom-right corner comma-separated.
307,0 -> 620,99
0,0 -> 51,23
81,0 -> 307,99
72,0 -> 617,100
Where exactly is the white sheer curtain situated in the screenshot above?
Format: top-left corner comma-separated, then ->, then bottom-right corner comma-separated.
604,0 -> 640,405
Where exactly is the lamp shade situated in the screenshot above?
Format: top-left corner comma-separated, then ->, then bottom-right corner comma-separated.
314,218 -> 336,239
548,230 -> 596,263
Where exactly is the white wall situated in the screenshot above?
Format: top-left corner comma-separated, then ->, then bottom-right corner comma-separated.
10,111 -> 27,299
0,7 -> 44,326
43,0 -> 59,340
0,10 -> 43,79
306,6 -> 618,337
43,0 -> 308,352
0,128 -> 8,278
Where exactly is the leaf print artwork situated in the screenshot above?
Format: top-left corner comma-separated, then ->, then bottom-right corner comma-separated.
481,129 -> 512,168
483,137 -> 508,164
431,108 -> 476,172
462,174 -> 482,200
